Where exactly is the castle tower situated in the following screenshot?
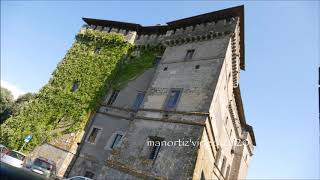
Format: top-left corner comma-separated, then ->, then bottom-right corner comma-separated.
6,5 -> 255,179
66,5 -> 255,180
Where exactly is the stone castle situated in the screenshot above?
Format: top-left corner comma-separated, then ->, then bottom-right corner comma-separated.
31,5 -> 256,180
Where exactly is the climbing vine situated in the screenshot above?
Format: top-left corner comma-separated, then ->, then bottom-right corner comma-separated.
112,46 -> 163,89
0,29 -> 164,152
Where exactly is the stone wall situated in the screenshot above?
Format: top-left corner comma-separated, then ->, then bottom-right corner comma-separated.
142,37 -> 230,113
106,118 -> 204,180
64,6 -> 255,179
67,65 -> 157,178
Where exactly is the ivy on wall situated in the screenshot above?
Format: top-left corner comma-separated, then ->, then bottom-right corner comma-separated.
0,29 -> 164,152
0,30 -> 133,152
112,46 -> 164,89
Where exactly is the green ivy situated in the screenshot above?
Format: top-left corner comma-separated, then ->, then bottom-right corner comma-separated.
0,29 -> 163,153
112,47 -> 163,89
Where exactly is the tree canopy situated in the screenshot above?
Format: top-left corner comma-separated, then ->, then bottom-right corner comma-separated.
0,87 -> 14,123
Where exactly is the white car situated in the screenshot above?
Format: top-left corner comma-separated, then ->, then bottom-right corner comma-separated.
0,150 -> 26,168
66,176 -> 93,180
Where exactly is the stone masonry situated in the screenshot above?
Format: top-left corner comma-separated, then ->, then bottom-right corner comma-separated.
31,5 -> 256,180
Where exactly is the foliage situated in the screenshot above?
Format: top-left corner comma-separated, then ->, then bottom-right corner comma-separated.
11,93 -> 36,116
112,46 -> 163,89
0,87 -> 14,123
0,29 -> 163,153
0,30 -> 131,151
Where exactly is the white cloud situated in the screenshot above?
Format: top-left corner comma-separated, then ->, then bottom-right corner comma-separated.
1,80 -> 25,99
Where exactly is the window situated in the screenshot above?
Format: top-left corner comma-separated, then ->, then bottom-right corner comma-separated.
231,139 -> 235,154
226,18 -> 233,24
71,81 -> 80,92
165,89 -> 181,110
105,131 -> 124,150
185,49 -> 195,60
95,47 -> 101,54
110,134 -> 123,149
221,156 -> 227,174
225,165 -> 231,180
124,30 -> 129,36
148,136 -> 164,160
84,171 -> 94,178
200,171 -> 206,180
215,147 -> 221,165
154,56 -> 161,66
87,127 -> 101,143
195,65 -> 200,69
107,90 -> 119,105
132,92 -> 145,110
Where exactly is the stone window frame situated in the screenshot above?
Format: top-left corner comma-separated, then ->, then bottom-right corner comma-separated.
162,88 -> 183,111
221,156 -> 227,175
107,90 -> 120,105
154,56 -> 162,67
85,126 -> 103,145
184,49 -> 195,61
215,146 -> 222,165
147,136 -> 164,161
104,130 -> 124,151
132,91 -> 146,111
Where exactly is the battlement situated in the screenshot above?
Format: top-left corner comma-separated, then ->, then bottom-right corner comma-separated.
81,5 -> 245,69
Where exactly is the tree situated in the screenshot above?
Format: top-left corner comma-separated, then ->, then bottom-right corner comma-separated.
11,93 -> 35,116
0,87 -> 14,123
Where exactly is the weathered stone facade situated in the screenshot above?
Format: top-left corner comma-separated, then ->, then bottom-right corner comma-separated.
31,5 -> 256,180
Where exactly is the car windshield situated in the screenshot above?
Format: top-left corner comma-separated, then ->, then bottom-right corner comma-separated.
7,151 -> 25,161
33,159 -> 53,170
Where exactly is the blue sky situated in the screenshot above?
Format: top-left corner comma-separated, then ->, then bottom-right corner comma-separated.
1,1 -> 319,179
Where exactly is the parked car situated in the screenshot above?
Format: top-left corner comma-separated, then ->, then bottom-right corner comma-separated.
0,144 -> 9,157
30,157 -> 57,178
0,150 -> 26,168
66,176 -> 93,180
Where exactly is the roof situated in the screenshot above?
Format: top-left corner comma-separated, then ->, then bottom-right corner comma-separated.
82,5 -> 245,70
